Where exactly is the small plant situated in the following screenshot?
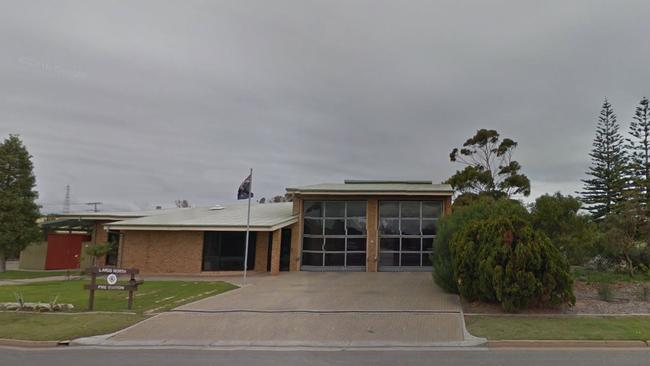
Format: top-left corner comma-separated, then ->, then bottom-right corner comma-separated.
49,295 -> 59,310
13,292 -> 25,309
598,283 -> 615,302
84,242 -> 114,267
639,286 -> 650,301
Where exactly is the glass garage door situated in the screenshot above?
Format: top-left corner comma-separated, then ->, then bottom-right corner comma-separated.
378,201 -> 441,271
301,201 -> 367,271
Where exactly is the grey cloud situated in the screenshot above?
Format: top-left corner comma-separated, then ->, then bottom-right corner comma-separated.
1,0 -> 649,212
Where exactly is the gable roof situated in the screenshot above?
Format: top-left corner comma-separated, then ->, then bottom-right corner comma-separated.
106,202 -> 297,232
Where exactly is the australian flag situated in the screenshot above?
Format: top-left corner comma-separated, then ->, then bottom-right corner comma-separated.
237,173 -> 254,200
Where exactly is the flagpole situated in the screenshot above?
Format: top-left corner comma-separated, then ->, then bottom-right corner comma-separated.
243,168 -> 252,284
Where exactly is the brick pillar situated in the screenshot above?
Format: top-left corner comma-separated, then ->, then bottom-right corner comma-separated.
254,232 -> 270,272
444,196 -> 452,215
366,199 -> 379,272
289,198 -> 303,272
270,229 -> 281,275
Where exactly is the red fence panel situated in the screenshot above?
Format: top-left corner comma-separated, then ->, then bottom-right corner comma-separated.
45,233 -> 90,270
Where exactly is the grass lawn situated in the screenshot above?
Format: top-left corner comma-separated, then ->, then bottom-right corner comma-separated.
0,279 -> 237,341
572,267 -> 650,284
0,270 -> 77,280
0,279 -> 237,313
466,315 -> 650,340
0,312 -> 146,341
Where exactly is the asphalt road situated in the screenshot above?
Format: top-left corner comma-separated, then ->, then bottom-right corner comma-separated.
2,347 -> 650,366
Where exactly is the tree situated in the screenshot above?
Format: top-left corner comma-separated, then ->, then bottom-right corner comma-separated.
626,97 -> 650,213
581,99 -> 628,220
599,199 -> 650,276
446,129 -> 530,200
174,199 -> 190,208
530,193 -> 598,265
0,135 -> 41,272
258,197 -> 266,204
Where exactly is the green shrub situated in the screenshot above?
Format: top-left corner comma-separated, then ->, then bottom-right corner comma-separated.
530,193 -> 598,265
450,216 -> 575,312
598,283 -> 614,302
432,196 -> 529,293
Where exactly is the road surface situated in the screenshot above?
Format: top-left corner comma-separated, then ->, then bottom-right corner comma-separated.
2,347 -> 649,366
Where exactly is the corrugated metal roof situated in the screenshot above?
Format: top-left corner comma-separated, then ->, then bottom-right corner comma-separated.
286,181 -> 453,195
107,202 -> 297,231
57,208 -> 186,221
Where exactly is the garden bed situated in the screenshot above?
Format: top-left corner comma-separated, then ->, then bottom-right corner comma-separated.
462,270 -> 650,315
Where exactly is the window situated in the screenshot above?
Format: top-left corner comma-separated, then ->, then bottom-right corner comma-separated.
378,200 -> 442,269
202,232 -> 256,271
302,201 -> 367,270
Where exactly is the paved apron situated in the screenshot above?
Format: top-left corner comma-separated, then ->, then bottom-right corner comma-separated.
102,272 -> 481,347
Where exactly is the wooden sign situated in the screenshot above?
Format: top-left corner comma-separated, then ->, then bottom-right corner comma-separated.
89,267 -> 139,275
85,267 -> 143,311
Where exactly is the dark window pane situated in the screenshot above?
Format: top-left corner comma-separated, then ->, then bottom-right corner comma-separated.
346,253 -> 366,266
422,220 -> 437,235
422,237 -> 434,250
302,252 -> 323,266
379,252 -> 400,266
379,218 -> 400,235
422,253 -> 433,266
379,201 -> 399,218
402,253 -> 421,266
303,237 -> 323,251
347,201 -> 366,217
346,218 -> 366,235
402,238 -> 421,251
304,219 -> 323,235
325,201 -> 345,217
347,237 -> 367,251
401,219 -> 420,235
324,219 -> 345,235
401,202 -> 420,218
304,201 -> 322,217
325,238 -> 346,251
380,238 -> 400,251
325,253 -> 345,266
422,201 -> 443,218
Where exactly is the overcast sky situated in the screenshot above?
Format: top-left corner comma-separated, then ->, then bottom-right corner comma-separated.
2,1 -> 650,212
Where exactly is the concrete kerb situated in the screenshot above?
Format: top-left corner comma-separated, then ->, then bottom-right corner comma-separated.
487,340 -> 650,348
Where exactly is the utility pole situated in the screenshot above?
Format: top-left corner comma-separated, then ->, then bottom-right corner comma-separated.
86,202 -> 102,212
63,185 -> 71,213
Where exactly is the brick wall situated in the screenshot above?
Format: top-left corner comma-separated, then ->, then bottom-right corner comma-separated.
120,230 -> 203,274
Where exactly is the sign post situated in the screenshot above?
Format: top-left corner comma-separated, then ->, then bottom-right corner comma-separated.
85,267 -> 142,311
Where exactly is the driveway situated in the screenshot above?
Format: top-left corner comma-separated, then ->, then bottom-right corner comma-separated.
84,272 -> 484,348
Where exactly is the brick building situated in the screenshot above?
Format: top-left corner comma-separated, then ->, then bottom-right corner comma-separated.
58,180 -> 453,275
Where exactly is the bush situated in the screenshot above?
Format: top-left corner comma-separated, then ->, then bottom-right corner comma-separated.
598,283 -> 614,302
450,216 -> 575,312
530,193 -> 598,265
432,196 -> 529,293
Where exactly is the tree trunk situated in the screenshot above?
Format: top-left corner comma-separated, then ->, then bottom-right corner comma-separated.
0,255 -> 6,273
625,253 -> 635,277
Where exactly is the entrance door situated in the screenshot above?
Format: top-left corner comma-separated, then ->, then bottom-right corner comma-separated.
280,228 -> 291,271
301,201 -> 367,271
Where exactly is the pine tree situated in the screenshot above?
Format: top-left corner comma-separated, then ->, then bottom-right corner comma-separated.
626,97 -> 650,213
581,99 -> 628,219
0,135 -> 41,272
